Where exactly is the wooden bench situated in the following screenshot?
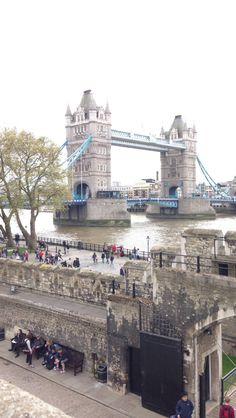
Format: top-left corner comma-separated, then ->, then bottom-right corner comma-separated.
57,344 -> 84,376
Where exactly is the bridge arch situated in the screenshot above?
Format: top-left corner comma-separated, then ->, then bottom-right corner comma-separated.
74,182 -> 91,200
169,186 -> 178,197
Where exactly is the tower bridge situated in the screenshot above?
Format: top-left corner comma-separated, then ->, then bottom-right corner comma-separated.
54,89 -> 215,226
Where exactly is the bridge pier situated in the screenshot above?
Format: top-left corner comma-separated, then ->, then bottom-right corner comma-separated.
146,197 -> 216,219
54,198 -> 130,227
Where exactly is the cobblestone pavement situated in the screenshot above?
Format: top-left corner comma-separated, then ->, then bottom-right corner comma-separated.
0,358 -> 128,418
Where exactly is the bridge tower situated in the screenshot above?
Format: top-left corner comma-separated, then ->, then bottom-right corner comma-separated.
160,115 -> 197,198
54,89 -> 130,226
65,90 -> 112,198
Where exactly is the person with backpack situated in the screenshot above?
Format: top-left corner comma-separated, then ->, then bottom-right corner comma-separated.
176,392 -> 194,418
219,397 -> 235,418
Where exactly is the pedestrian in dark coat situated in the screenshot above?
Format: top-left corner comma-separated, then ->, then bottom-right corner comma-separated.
176,392 -> 194,418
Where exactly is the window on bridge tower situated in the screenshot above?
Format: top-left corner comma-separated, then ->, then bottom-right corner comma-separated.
85,112 -> 88,120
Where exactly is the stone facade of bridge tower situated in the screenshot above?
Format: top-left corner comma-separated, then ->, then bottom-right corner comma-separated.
147,115 -> 215,219
54,90 -> 130,226
65,89 -> 112,199
160,115 -> 196,198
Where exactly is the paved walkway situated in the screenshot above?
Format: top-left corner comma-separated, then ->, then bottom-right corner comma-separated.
0,285 -> 106,323
8,244 -> 128,275
0,340 -> 162,418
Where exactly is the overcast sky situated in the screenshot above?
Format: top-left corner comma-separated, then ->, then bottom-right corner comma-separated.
0,0 -> 235,185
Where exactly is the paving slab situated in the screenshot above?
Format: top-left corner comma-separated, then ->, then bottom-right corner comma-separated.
0,340 -> 162,417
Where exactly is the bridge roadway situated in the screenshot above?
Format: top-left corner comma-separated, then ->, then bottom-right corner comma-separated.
111,129 -> 186,152
69,196 -> 236,208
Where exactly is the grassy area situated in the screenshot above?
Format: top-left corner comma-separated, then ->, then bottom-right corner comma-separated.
223,353 -> 236,376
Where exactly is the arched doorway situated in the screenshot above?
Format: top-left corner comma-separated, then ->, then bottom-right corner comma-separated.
169,186 -> 178,197
75,183 -> 90,200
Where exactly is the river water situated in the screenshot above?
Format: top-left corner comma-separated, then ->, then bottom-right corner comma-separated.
5,210 -> 236,251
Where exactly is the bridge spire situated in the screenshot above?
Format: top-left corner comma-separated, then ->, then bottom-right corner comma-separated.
105,101 -> 111,114
65,104 -> 72,116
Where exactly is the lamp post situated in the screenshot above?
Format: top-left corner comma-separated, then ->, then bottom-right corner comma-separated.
146,235 -> 150,255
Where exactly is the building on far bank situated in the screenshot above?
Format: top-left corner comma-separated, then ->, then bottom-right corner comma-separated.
111,178 -> 161,200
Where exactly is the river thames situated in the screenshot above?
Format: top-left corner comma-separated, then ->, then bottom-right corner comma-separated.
7,210 -> 236,251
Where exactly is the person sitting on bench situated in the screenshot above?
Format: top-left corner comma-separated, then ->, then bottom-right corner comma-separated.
44,343 -> 57,370
32,335 -> 45,358
42,339 -> 54,365
8,329 -> 25,357
54,347 -> 68,374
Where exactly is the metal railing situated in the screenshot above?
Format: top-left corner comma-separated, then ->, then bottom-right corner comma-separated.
221,367 -> 236,402
152,251 -> 213,274
11,235 -> 150,261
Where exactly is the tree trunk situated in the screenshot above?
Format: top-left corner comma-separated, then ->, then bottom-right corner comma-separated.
0,208 -> 14,247
5,219 -> 14,247
14,210 -> 31,248
29,210 -> 37,250
14,209 -> 38,250
0,225 -> 6,238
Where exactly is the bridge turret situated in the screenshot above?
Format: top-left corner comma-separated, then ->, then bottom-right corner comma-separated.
160,115 -> 197,198
65,105 -> 72,138
160,127 -> 165,139
105,101 -> 111,123
65,89 -> 112,199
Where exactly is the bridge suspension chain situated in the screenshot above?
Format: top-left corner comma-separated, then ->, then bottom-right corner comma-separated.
196,156 -> 229,197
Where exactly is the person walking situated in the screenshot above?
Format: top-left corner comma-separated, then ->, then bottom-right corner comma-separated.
110,253 -> 114,266
219,397 -> 235,418
176,392 -> 194,418
106,252 -> 110,264
101,252 -> 105,263
92,252 -> 97,263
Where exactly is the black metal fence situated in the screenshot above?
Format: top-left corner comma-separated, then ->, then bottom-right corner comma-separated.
221,367 -> 236,402
108,279 -> 152,300
12,234 -> 150,261
151,252 -> 230,276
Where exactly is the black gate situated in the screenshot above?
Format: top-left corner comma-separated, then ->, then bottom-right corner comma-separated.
129,347 -> 141,395
140,331 -> 183,417
199,373 -> 206,418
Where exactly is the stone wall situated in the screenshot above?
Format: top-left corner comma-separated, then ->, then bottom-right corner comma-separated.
123,260 -> 153,299
0,258 -> 120,306
0,294 -> 106,371
107,295 -> 140,393
54,198 -> 131,227
178,198 -> 215,218
86,199 -> 130,225
181,228 -> 223,273
153,267 -> 236,329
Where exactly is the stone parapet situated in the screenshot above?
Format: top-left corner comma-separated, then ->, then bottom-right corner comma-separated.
0,258 -> 120,306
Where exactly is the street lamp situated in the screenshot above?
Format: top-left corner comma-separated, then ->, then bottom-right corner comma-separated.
146,235 -> 150,255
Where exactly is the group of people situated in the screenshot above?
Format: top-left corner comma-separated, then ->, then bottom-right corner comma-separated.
0,248 -> 29,261
8,329 -> 68,373
174,391 -> 235,418
35,247 -> 63,265
92,251 -> 115,265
